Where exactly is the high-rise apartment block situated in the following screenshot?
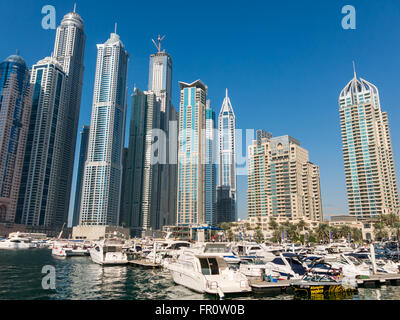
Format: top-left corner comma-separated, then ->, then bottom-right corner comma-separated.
248,131 -> 323,229
79,31 -> 129,226
0,54 -> 32,223
339,71 -> 399,218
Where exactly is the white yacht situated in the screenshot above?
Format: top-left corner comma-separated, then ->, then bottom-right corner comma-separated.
89,239 -> 129,265
0,234 -> 36,249
52,241 -> 90,257
192,242 -> 241,265
168,250 -> 251,298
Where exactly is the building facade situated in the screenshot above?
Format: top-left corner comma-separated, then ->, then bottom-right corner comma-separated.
0,55 -> 32,223
120,89 -> 161,235
53,10 -> 86,226
247,131 -> 323,228
176,80 -> 207,226
16,57 -> 68,226
205,100 -> 217,226
339,72 -> 399,218
217,89 -> 237,223
79,32 -> 129,226
72,125 -> 90,227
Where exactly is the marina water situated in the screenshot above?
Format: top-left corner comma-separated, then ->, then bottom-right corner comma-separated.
1,249 -> 400,300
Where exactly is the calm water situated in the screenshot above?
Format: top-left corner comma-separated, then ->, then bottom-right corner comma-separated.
0,249 -> 399,300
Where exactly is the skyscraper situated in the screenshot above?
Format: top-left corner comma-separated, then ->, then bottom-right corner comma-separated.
53,9 -> 86,226
205,100 -> 217,226
0,54 -> 32,223
120,89 -> 161,235
16,9 -> 86,228
72,125 -> 90,227
176,80 -> 207,226
217,89 -> 237,222
80,31 -> 129,226
148,38 -> 177,228
339,70 -> 399,218
247,132 -> 322,229
16,57 -> 68,226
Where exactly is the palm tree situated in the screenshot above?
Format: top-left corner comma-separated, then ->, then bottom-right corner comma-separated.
374,222 -> 388,241
315,223 -> 331,243
268,219 -> 279,232
254,228 -> 264,243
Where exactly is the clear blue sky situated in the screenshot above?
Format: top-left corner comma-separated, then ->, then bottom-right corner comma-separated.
1,0 -> 399,225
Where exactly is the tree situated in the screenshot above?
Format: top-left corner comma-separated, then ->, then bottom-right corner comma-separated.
268,219 -> 279,232
374,222 -> 388,241
315,223 -> 331,242
254,229 -> 264,243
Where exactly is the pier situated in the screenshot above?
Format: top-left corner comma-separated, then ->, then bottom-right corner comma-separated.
356,274 -> 400,288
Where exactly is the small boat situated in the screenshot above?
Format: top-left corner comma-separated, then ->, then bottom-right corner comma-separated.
291,273 -> 358,298
0,234 -> 36,249
89,239 -> 129,265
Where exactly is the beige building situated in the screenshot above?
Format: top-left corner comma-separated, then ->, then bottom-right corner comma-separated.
247,132 -> 323,230
339,72 -> 399,218
329,215 -> 376,241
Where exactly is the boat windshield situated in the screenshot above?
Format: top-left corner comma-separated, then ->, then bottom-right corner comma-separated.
199,258 -> 220,275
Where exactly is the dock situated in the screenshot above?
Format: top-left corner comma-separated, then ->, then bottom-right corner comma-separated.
250,280 -> 293,294
356,274 -> 400,287
129,259 -> 162,269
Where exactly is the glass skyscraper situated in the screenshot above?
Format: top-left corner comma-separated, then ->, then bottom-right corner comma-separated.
0,54 -> 31,223
79,31 -> 129,226
205,100 -> 216,226
72,125 -> 90,227
217,89 -> 237,222
16,57 -> 68,226
177,80 -> 207,226
339,71 -> 399,218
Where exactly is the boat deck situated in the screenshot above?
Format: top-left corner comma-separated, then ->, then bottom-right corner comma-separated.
129,259 -> 162,269
250,280 -> 293,294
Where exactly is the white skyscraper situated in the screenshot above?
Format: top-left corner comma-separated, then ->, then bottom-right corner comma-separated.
217,89 -> 237,222
80,31 -> 129,226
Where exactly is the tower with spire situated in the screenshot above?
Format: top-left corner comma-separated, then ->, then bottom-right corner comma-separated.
339,66 -> 399,218
217,89 -> 237,223
79,27 -> 129,226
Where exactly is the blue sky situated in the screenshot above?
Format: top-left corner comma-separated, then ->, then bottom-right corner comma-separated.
1,0 -> 400,225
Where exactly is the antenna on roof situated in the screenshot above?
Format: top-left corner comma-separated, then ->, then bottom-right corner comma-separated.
152,35 -> 166,53
73,3 -> 76,13
114,23 -> 118,34
352,61 -> 357,79
16,49 -> 20,55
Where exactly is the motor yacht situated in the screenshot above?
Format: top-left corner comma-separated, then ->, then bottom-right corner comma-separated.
89,239 -> 129,265
168,250 -> 251,298
0,234 -> 36,249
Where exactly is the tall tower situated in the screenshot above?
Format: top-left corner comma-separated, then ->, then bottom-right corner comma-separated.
205,100 -> 217,226
16,57 -> 68,226
148,37 -> 176,228
53,9 -> 86,226
176,80 -> 207,226
218,89 -> 237,222
0,54 -> 32,223
72,125 -> 90,227
339,70 -> 399,218
120,89 -> 161,235
79,31 -> 129,226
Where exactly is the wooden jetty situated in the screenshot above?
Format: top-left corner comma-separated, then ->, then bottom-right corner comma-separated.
129,259 -> 162,269
356,274 -> 400,288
